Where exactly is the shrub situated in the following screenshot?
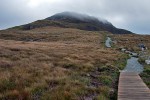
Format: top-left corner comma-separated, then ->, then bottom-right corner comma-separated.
96,94 -> 107,100
31,85 -> 47,100
97,86 -> 110,98
63,63 -> 78,69
0,79 -> 16,93
138,58 -> 146,64
140,65 -> 150,88
98,76 -> 112,86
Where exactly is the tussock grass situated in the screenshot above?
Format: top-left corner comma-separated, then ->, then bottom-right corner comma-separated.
0,27 -> 126,99
113,34 -> 150,52
140,65 -> 150,88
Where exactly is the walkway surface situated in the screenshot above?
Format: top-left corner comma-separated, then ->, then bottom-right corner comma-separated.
118,72 -> 150,100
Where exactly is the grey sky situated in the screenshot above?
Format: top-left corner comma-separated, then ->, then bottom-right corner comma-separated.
0,0 -> 150,34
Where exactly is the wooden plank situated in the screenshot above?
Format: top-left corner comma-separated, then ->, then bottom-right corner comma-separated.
118,72 -> 150,100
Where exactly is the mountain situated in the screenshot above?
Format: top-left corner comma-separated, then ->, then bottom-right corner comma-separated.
11,12 -> 132,34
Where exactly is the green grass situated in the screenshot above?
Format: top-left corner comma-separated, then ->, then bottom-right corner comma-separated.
98,76 -> 112,86
138,57 -> 146,64
0,79 -> 16,93
140,64 -> 150,88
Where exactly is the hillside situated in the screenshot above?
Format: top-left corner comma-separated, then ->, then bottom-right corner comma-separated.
0,26 -> 150,99
0,27 -> 130,99
10,12 -> 132,34
0,22 -> 150,100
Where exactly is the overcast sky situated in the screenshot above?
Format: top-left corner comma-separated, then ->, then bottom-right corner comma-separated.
0,0 -> 150,34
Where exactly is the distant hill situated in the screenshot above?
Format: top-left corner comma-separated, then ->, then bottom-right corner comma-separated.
11,12 -> 133,34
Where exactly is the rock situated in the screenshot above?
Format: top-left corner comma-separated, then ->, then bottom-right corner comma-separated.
145,60 -> 150,64
86,74 -> 90,77
121,48 -> 126,52
90,74 -> 98,78
109,89 -> 115,96
131,53 -> 138,57
125,50 -> 132,54
112,40 -> 117,44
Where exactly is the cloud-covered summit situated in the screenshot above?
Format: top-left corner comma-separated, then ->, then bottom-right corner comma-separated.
11,12 -> 132,34
47,12 -> 110,24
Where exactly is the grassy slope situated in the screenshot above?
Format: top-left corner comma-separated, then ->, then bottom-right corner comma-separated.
0,27 -> 127,100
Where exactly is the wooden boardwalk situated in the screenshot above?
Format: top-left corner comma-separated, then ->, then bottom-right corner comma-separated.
118,72 -> 150,100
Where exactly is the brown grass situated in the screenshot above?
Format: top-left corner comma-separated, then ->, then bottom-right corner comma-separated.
113,34 -> 150,52
0,27 -> 126,99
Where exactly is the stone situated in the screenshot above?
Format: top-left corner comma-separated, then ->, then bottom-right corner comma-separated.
145,60 -> 150,64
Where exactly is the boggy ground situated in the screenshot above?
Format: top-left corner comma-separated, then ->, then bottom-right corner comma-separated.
0,27 -> 128,100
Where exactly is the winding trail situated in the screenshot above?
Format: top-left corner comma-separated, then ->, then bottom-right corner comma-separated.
105,37 -> 150,100
118,52 -> 150,99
